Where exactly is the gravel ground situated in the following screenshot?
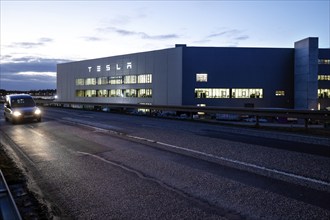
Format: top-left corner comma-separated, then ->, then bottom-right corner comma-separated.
0,144 -> 51,220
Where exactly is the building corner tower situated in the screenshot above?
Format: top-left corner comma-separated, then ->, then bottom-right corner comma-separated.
294,37 -> 318,109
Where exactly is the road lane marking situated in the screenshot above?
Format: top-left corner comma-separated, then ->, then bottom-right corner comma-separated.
76,151 -> 162,184
62,117 -> 121,131
126,135 -> 330,188
61,119 -> 330,188
29,129 -> 45,137
75,150 -> 233,214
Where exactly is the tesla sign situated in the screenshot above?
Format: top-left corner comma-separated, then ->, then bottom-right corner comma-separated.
88,62 -> 132,72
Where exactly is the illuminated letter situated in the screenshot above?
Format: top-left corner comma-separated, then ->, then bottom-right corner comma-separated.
106,64 -> 110,71
127,62 -> 132,69
88,66 -> 92,72
116,64 -> 121,70
97,66 -> 101,72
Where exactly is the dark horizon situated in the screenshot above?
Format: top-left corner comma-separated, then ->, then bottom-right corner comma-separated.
0,88 -> 56,97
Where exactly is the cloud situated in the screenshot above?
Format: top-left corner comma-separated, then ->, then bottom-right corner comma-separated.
98,26 -> 180,40
194,28 -> 249,46
207,29 -> 241,38
0,56 -> 72,90
1,71 -> 57,90
17,71 -> 56,77
6,38 -> 54,49
192,39 -> 212,45
142,33 -> 179,40
207,29 -> 249,41
234,35 -> 249,41
81,36 -> 104,42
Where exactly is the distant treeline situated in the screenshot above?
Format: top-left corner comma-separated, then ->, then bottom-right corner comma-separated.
0,89 -> 56,97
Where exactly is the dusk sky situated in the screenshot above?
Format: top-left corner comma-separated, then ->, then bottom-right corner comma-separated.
1,0 -> 329,91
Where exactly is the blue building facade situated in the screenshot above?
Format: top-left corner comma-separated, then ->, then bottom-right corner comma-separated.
318,48 -> 330,110
57,37 -> 330,110
181,46 -> 294,108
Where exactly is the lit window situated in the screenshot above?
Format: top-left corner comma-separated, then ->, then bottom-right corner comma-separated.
97,90 -> 108,97
109,76 -> 123,85
123,89 -> 137,97
318,75 -> 330,81
124,75 -> 137,84
85,78 -> 96,85
85,90 -> 96,97
138,89 -> 152,98
138,74 -> 152,83
109,89 -> 122,97
75,78 -> 84,86
318,89 -> 330,98
275,90 -> 285,96
97,77 -> 108,85
76,90 -> 85,97
196,73 -> 208,82
318,59 -> 330,64
195,88 -> 230,98
232,88 -> 263,98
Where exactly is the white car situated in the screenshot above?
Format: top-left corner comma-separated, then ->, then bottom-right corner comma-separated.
4,94 -> 42,124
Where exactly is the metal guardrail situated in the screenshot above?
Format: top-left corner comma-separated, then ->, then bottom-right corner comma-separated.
0,170 -> 22,220
36,100 -> 330,129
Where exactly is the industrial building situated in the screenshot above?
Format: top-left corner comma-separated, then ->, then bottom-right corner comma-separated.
57,37 -> 330,110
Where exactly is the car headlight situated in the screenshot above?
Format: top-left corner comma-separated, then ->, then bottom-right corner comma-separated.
34,108 -> 41,115
13,111 -> 22,117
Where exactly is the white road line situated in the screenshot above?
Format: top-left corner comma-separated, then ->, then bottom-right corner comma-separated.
159,141 -> 330,187
76,151 -> 146,179
62,117 -> 121,132
63,120 -> 330,188
29,129 -> 45,137
126,135 -> 330,187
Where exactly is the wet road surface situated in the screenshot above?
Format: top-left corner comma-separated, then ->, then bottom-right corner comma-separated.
1,107 -> 329,219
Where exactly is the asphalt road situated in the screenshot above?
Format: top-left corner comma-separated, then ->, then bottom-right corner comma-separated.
1,107 -> 330,219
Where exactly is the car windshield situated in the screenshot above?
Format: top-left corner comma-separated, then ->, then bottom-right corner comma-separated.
11,98 -> 35,108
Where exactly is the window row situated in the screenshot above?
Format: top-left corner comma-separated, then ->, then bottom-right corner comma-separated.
76,74 -> 152,86
195,88 -> 263,98
76,89 -> 152,98
196,72 -> 330,83
318,75 -> 330,81
318,59 -> 330,65
318,89 -> 330,98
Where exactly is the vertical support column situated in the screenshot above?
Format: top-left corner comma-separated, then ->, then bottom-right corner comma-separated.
294,38 -> 318,110
304,118 -> 309,130
255,115 -> 260,128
